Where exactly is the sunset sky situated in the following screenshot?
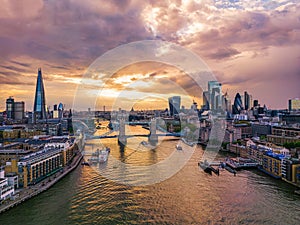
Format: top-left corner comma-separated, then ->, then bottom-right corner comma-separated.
0,0 -> 299,111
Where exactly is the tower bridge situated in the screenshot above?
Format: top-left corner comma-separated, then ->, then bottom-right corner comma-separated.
118,118 -> 158,146
87,118 -> 181,145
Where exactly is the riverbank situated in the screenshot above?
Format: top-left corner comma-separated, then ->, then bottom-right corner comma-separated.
0,152 -> 83,214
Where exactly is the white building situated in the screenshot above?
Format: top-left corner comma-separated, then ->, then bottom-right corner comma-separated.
0,167 -> 15,201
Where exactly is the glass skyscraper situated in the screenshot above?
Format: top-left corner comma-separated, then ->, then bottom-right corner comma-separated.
168,96 -> 181,116
33,68 -> 47,120
232,93 -> 243,114
208,81 -> 222,111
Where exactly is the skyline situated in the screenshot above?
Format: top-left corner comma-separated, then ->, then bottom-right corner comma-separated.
0,0 -> 300,110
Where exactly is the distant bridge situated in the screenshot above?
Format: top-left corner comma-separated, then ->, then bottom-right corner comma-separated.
86,119 -> 181,143
88,132 -> 181,140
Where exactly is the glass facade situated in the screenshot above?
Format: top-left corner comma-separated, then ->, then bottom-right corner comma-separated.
232,93 -> 243,114
33,68 -> 47,119
208,81 -> 222,111
168,96 -> 181,116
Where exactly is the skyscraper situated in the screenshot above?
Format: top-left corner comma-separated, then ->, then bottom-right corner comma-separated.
208,81 -> 222,111
14,101 -> 25,120
6,97 -> 14,119
6,97 -> 25,120
232,93 -> 243,114
168,96 -> 181,116
202,91 -> 209,110
33,68 -> 47,120
244,91 -> 250,110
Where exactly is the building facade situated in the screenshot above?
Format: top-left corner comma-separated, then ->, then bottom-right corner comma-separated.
168,96 -> 181,116
33,68 -> 47,120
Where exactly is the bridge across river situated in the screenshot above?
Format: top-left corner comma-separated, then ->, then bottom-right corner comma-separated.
87,119 -> 181,144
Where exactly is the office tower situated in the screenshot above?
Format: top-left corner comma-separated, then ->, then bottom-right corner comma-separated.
53,104 -> 58,118
202,91 -> 210,110
253,100 -> 259,107
168,96 -> 181,116
288,98 -> 300,111
208,81 -> 222,111
244,91 -> 250,110
14,101 -> 25,120
33,68 -> 47,120
249,94 -> 253,109
6,97 -> 14,119
6,97 -> 24,120
232,93 -> 243,114
58,103 -> 64,119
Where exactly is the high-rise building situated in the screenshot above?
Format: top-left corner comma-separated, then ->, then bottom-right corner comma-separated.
6,97 -> 25,120
253,100 -> 259,107
202,91 -> 209,110
232,93 -> 243,114
168,96 -> 181,116
288,98 -> 300,111
249,94 -> 253,109
53,104 -> 58,118
58,103 -> 64,119
208,81 -> 222,111
244,91 -> 250,110
222,93 -> 231,113
33,68 -> 47,120
14,101 -> 25,120
6,97 -> 14,119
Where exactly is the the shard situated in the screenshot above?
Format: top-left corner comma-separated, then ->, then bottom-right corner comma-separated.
33,68 -> 47,120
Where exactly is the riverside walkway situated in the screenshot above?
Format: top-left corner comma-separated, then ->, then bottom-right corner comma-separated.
0,152 -> 83,214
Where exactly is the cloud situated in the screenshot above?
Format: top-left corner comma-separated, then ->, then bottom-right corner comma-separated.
207,47 -> 241,60
0,0 -> 299,109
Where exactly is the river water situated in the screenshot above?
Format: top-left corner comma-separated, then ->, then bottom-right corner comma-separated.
0,125 -> 299,224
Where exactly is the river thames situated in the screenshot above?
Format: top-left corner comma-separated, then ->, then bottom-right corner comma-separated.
0,125 -> 299,224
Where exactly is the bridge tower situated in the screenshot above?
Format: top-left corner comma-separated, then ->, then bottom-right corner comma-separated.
148,118 -> 158,145
118,119 -> 127,146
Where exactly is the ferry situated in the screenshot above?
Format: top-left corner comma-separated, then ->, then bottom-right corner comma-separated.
81,161 -> 90,166
88,147 -> 110,164
198,160 -> 213,175
176,144 -> 183,150
225,157 -> 258,170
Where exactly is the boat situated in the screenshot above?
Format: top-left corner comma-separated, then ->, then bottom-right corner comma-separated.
198,160 -> 213,175
88,147 -> 110,164
225,157 -> 258,170
225,165 -> 237,175
98,150 -> 109,163
81,161 -> 90,166
176,144 -> 182,150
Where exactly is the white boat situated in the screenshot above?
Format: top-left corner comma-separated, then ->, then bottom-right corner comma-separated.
98,149 -> 109,163
176,144 -> 182,150
89,147 -> 110,164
